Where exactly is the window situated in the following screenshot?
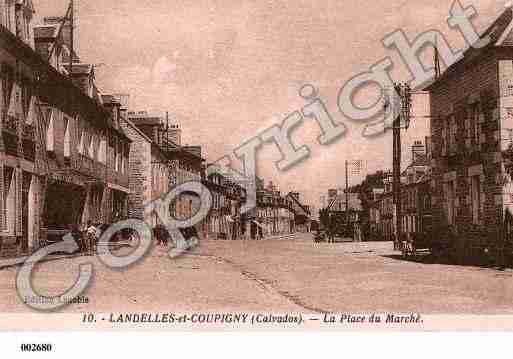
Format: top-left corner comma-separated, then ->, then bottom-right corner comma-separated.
114,140 -> 120,172
99,138 -> 107,164
21,77 -> 31,120
445,181 -> 455,225
121,144 -> 127,173
471,175 -> 481,225
46,109 -> 55,152
88,134 -> 95,159
441,121 -> 447,155
4,0 -> 15,33
470,103 -> 481,147
447,115 -> 457,153
3,167 -> 15,234
24,14 -> 30,44
64,116 -> 71,158
474,106 -> 481,146
2,65 -> 14,114
424,196 -> 431,210
78,129 -> 85,155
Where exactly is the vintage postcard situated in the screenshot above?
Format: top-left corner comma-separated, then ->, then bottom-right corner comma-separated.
1,0 -> 513,355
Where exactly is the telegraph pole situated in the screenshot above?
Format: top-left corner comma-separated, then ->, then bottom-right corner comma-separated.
392,108 -> 401,250
345,160 -> 349,226
70,0 -> 74,75
390,83 -> 412,250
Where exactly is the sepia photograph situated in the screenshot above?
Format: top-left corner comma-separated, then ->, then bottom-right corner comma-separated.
0,0 -> 513,356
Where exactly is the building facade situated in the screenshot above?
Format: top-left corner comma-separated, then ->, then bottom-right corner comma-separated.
0,3 -> 131,257
202,166 -> 246,240
426,7 -> 513,258
121,111 -> 170,226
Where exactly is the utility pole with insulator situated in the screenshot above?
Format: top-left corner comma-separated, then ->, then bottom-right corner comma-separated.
70,0 -> 74,75
391,83 -> 412,250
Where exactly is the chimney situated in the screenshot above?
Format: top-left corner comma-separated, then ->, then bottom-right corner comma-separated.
168,124 -> 182,146
328,189 -> 337,199
44,16 -> 78,62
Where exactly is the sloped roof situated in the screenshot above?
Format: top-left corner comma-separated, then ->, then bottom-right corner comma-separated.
426,7 -> 513,91
65,63 -> 93,75
129,116 -> 162,126
34,25 -> 59,39
487,7 -> 513,45
101,95 -> 120,105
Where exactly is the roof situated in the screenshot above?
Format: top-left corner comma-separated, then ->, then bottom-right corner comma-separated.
128,113 -> 163,126
0,25 -> 131,143
425,7 -> 513,91
101,95 -> 120,105
121,116 -> 154,144
34,25 -> 58,39
64,63 -> 93,76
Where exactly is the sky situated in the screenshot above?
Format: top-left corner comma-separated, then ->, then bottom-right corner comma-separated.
34,0 -> 508,212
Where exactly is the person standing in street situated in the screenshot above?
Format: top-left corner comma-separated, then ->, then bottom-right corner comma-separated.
86,221 -> 98,256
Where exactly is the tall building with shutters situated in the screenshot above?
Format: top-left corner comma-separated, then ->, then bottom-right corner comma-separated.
426,6 -> 513,260
0,1 -> 131,257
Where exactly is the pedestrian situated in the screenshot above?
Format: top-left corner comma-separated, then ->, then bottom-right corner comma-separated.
155,224 -> 169,246
86,221 -> 98,256
153,226 -> 161,246
162,226 -> 170,246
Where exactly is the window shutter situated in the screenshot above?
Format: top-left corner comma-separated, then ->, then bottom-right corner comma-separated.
46,109 -> 54,152
441,126 -> 447,156
89,134 -> 95,159
64,117 -> 71,158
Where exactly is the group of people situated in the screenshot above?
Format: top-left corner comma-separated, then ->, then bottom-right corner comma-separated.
66,221 -> 124,256
64,221 -> 200,255
153,224 -> 199,247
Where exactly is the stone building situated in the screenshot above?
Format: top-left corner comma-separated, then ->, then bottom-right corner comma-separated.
126,110 -> 204,229
168,145 -> 204,224
426,6 -> 513,257
202,164 -> 246,240
0,3 -> 131,257
369,140 -> 432,242
400,140 -> 432,240
120,110 -> 171,226
251,181 -> 295,239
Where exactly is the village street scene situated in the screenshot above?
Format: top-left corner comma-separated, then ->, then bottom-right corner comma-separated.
2,0 -> 513,316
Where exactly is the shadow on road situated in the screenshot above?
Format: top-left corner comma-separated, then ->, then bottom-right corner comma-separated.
381,253 -> 513,272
